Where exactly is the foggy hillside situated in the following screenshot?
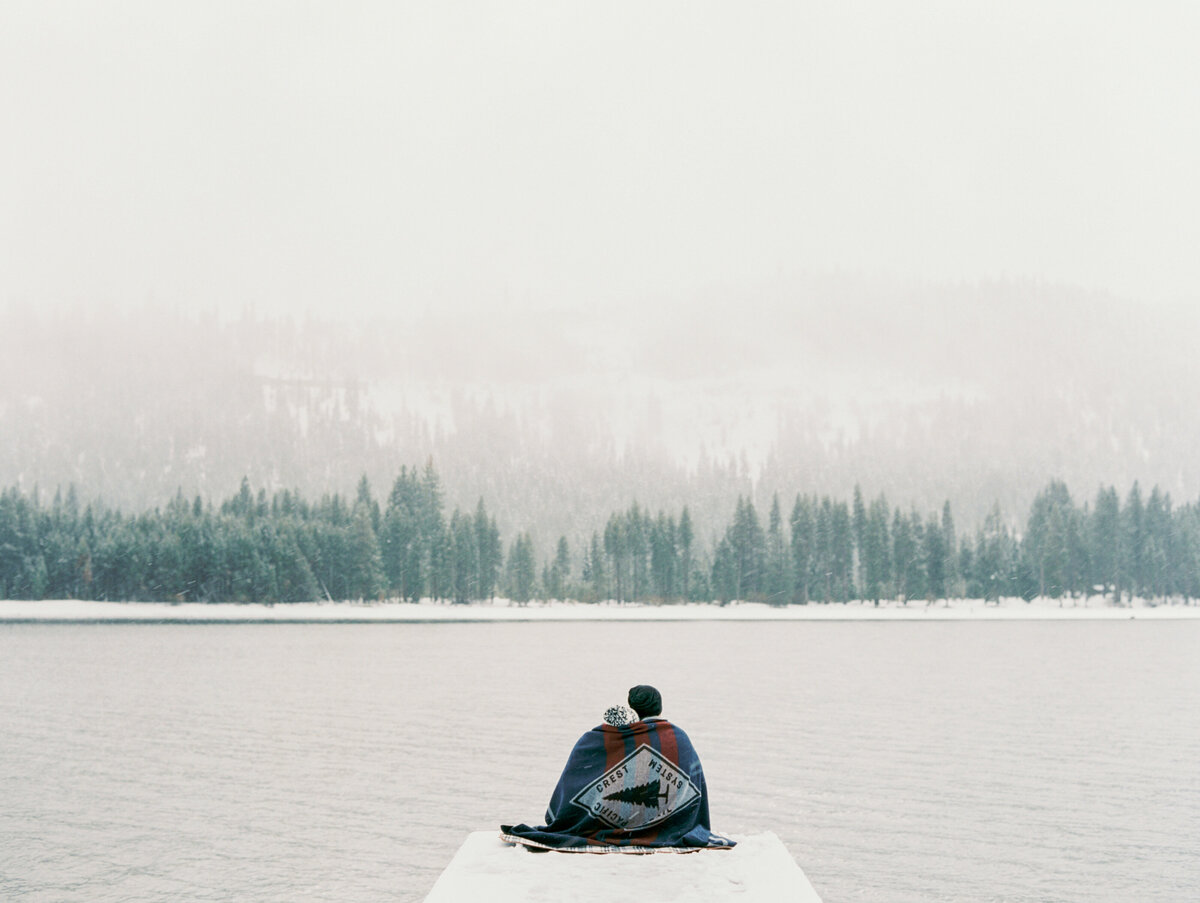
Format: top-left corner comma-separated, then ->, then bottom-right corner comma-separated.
2,279 -> 1196,552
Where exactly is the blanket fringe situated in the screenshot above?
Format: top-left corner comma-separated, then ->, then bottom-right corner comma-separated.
499,831 -> 733,854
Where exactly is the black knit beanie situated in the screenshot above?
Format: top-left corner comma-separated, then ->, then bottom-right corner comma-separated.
628,684 -> 663,718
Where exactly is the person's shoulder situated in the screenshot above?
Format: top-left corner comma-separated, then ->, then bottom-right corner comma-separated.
646,716 -> 679,728
564,726 -> 611,755
650,718 -> 694,742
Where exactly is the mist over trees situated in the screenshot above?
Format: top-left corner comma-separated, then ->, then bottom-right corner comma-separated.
3,283 -> 1198,557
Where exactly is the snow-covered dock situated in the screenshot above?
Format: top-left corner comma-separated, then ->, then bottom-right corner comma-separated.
422,832 -> 823,903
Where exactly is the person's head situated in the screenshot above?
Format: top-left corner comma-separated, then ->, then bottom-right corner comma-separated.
603,704 -> 638,727
627,684 -> 662,719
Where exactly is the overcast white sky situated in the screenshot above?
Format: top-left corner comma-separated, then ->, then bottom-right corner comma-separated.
2,1 -> 1198,319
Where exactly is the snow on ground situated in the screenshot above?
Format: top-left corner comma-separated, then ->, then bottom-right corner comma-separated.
1,596 -> 1198,622
422,832 -> 823,903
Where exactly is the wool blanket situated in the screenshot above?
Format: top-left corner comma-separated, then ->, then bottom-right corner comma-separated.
501,719 -> 735,852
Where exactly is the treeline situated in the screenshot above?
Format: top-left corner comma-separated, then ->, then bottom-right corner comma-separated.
580,480 -> 1200,605
0,464 -> 502,605
1,469 -> 1199,605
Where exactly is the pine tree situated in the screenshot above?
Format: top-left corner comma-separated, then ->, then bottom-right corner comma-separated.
383,468 -> 421,600
1090,486 -> 1120,601
1122,482 -> 1146,602
1144,487 -> 1173,599
627,504 -> 650,601
649,513 -> 677,601
1023,481 -> 1075,599
474,500 -> 502,600
891,508 -> 914,602
419,460 -> 449,600
789,495 -> 815,604
346,502 -> 384,600
1176,503 -> 1200,603
224,477 -> 254,519
603,779 -> 668,808
1065,502 -> 1090,601
449,509 -> 479,603
814,498 -> 834,603
852,484 -> 868,596
678,507 -> 694,601
923,512 -> 947,602
941,500 -> 958,598
726,496 -> 766,601
355,474 -> 381,534
603,515 -> 628,603
228,520 -> 276,604
384,473 -> 422,600
544,535 -> 570,600
830,500 -> 853,603
506,532 -> 537,604
711,536 -> 738,604
583,531 -> 606,602
863,495 -> 892,605
272,522 -> 320,603
974,503 -> 1015,602
765,494 -> 791,606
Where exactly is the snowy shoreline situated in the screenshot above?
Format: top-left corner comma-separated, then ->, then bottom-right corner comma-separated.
2,596 -> 1198,623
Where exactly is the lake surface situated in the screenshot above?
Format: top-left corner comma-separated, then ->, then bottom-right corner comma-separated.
1,621 -> 1196,902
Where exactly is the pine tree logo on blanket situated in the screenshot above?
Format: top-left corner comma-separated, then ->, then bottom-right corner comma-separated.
570,744 -> 702,829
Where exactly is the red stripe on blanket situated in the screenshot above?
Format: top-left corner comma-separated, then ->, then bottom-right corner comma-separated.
634,721 -> 679,846
590,726 -> 634,846
604,725 -> 628,771
657,720 -> 680,767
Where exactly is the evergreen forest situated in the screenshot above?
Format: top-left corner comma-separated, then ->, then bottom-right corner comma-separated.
2,465 -> 1198,607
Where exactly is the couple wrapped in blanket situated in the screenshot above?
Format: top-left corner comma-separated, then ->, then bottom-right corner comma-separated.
501,685 -> 735,853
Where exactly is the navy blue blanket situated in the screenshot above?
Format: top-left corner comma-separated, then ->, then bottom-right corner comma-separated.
502,719 -> 734,851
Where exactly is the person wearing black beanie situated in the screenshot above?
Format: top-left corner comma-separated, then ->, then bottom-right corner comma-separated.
628,684 -> 663,719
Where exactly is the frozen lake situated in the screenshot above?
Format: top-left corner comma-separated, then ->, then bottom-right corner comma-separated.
1,620 -> 1197,902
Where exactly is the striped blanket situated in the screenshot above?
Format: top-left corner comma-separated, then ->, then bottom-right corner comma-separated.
501,719 -> 735,852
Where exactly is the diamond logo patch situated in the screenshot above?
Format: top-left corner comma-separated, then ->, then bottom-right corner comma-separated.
570,743 -> 701,829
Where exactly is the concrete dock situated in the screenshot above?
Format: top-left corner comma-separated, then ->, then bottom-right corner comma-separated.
423,832 -> 824,902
